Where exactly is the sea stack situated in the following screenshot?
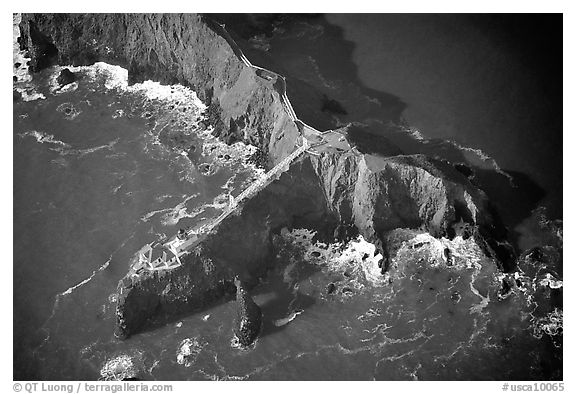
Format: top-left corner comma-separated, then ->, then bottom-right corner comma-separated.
233,277 -> 262,347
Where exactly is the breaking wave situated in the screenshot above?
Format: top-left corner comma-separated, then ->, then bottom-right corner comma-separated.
19,130 -> 70,147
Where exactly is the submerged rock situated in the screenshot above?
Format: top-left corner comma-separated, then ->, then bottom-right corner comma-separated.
176,337 -> 205,367
100,353 -> 144,381
326,282 -> 337,294
233,277 -> 262,347
444,247 -> 454,266
498,274 -> 516,300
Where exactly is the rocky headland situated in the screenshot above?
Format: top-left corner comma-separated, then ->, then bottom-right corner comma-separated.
17,13 -> 551,346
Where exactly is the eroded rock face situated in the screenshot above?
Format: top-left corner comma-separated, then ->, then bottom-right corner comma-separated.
18,13 -> 300,167
233,278 -> 262,347
309,151 -> 515,270
313,153 -> 483,237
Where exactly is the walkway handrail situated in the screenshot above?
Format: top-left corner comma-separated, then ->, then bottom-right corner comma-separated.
211,20 -> 325,137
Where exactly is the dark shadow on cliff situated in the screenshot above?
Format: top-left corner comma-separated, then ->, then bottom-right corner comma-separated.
473,168 -> 546,247
347,122 -> 547,241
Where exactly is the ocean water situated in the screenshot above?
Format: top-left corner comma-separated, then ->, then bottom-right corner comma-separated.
13,18 -> 561,380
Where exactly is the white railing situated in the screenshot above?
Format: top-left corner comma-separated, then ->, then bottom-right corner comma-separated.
214,22 -> 324,135
199,137 -> 310,234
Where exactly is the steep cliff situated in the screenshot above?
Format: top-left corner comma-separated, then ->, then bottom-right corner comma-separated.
18,13 -> 301,166
311,151 -> 514,269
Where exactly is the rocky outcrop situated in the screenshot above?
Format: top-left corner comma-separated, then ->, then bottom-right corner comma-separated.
18,13 -> 516,339
56,68 -> 76,86
233,277 -> 262,347
309,151 -> 515,269
114,193 -> 278,339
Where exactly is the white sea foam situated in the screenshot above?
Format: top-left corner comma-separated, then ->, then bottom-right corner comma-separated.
100,351 -> 145,381
307,56 -> 339,90
161,194 -> 201,225
278,229 -> 378,289
391,231 -> 492,314
401,125 -> 426,141
394,115 -> 513,185
127,80 -> 206,111
141,193 -> 202,225
141,207 -> 174,222
19,130 -> 71,148
280,227 -> 490,294
56,102 -> 82,120
13,14 -> 46,102
50,157 -> 69,168
18,90 -> 46,102
67,139 -> 119,157
66,62 -> 129,91
395,232 -> 487,270
28,134 -> 119,158
176,337 -> 206,367
449,140 -> 514,184
273,310 -> 303,327
61,257 -> 111,297
532,308 -> 563,341
161,192 -> 232,226
49,61 -> 263,187
38,231 -> 136,346
539,273 -> 563,289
